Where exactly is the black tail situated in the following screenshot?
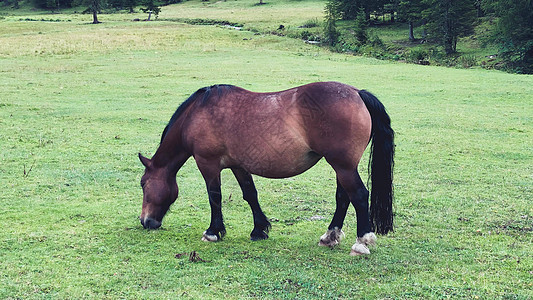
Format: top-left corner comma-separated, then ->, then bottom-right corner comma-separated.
359,90 -> 395,235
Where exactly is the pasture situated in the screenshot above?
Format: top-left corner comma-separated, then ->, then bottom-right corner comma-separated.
1,1 -> 532,298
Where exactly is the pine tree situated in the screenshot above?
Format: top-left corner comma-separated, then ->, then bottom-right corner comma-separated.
72,0 -> 105,23
323,0 -> 340,46
338,0 -> 359,20
354,7 -> 369,44
140,0 -> 161,21
483,0 -> 533,73
89,0 -> 102,23
398,0 -> 427,41
422,0 -> 476,54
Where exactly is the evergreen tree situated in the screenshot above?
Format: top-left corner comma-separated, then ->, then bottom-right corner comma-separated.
398,0 -> 427,41
33,0 -> 73,9
333,0 -> 398,21
123,0 -> 136,12
89,0 -> 103,23
354,7 -> 369,44
323,0 -> 340,46
338,0 -> 359,20
4,0 -> 20,8
140,0 -> 161,21
384,0 -> 399,22
422,0 -> 476,54
334,0 -> 373,20
483,0 -> 533,73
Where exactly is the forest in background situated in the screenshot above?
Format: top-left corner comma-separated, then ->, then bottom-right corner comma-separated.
1,0 -> 531,73
324,0 -> 532,73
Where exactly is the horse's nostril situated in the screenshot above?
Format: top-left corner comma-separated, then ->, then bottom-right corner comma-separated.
143,217 -> 161,229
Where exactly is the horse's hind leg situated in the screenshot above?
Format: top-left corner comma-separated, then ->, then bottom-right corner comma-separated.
319,180 -> 349,247
332,167 -> 376,255
231,168 -> 271,240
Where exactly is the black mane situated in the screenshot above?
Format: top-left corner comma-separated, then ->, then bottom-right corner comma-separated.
160,84 -> 235,143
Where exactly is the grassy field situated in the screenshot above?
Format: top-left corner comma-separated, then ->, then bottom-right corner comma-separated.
1,1 -> 532,298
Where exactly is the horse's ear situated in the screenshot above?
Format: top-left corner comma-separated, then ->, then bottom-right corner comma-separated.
138,153 -> 152,169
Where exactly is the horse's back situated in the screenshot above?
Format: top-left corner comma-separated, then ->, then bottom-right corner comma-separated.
183,82 -> 372,177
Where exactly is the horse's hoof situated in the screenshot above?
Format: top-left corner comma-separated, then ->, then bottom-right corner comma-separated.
201,231 -> 219,242
350,232 -> 377,255
250,232 -> 268,241
250,229 -> 269,241
357,232 -> 377,246
318,227 -> 344,247
350,243 -> 370,255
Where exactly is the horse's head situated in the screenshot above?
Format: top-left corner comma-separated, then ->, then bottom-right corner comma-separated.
138,153 -> 178,229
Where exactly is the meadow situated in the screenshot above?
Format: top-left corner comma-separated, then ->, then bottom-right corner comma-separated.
0,1 -> 532,298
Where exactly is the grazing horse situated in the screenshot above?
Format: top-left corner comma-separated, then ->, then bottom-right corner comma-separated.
138,82 -> 394,255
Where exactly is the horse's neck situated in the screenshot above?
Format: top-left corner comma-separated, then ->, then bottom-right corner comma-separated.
152,129 -> 190,174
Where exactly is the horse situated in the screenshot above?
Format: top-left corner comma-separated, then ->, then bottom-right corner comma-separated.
138,81 -> 394,255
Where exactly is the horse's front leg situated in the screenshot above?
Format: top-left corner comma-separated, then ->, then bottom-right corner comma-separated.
231,168 -> 271,241
196,162 -> 225,242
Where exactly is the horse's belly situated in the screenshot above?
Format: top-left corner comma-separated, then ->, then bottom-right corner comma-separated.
237,145 -> 322,179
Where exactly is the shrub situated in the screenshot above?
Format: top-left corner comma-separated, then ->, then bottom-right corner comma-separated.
369,33 -> 384,47
301,18 -> 320,28
407,48 -> 429,64
457,55 -> 477,68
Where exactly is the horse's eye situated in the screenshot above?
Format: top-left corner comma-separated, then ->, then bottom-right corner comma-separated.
140,180 -> 146,188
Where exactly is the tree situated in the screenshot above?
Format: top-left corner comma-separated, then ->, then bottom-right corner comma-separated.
88,0 -> 103,23
354,7 -> 369,44
4,0 -> 21,8
73,0 -> 105,23
334,0 -> 371,20
323,0 -> 340,46
123,0 -> 136,13
140,0 -> 161,21
422,0 -> 476,54
483,0 -> 533,73
33,0 -> 74,10
474,0 -> 483,17
107,0 -> 138,13
384,0 -> 399,22
337,0 -> 359,20
398,0 -> 427,41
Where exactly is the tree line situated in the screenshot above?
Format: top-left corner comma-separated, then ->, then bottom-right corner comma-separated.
1,0 -> 171,22
2,0 -> 531,73
325,0 -> 532,73
0,0 -> 175,12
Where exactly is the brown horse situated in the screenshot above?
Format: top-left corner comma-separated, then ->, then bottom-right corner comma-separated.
139,82 -> 394,255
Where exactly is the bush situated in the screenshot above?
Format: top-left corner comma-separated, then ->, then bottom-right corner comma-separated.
369,33 -> 384,47
300,18 -> 320,28
407,48 -> 429,63
299,30 -> 321,42
457,55 -> 477,68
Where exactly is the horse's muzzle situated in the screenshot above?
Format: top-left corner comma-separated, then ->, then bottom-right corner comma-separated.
140,216 -> 161,229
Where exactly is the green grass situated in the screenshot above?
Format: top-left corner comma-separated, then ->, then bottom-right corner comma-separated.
159,0 -> 325,29
1,2 -> 532,299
